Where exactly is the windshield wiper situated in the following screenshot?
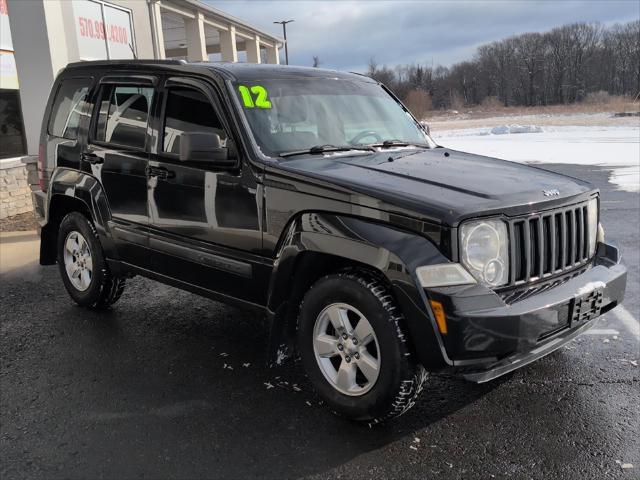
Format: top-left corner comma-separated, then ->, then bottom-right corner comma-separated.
367,140 -> 431,149
279,144 -> 375,158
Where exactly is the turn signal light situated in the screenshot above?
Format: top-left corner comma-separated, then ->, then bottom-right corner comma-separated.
429,300 -> 447,335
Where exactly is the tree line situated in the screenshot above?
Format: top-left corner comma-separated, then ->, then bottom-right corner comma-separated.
364,21 -> 639,115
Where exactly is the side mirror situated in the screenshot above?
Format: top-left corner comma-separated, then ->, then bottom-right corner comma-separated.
179,132 -> 236,167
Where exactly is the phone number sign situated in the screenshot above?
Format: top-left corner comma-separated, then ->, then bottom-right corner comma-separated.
72,0 -> 135,60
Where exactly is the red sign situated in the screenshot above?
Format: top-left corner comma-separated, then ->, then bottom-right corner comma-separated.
77,16 -> 128,45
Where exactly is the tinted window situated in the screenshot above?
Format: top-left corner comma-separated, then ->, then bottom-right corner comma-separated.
95,85 -> 154,149
48,78 -> 90,140
163,87 -> 227,154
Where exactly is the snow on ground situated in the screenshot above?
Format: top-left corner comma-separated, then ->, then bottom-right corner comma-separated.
432,125 -> 640,193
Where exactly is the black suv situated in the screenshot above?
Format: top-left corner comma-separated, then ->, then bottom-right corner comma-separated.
33,60 -> 627,422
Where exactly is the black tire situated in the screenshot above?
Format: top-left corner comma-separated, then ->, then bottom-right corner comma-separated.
298,271 -> 427,423
57,212 -> 125,309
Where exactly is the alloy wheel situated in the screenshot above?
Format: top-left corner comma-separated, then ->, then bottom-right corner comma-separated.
312,302 -> 381,396
63,230 -> 93,292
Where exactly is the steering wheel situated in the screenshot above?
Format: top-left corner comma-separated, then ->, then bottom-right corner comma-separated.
349,130 -> 383,145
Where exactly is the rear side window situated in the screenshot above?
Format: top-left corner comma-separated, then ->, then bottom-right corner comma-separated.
162,87 -> 228,154
95,85 -> 154,149
48,78 -> 90,140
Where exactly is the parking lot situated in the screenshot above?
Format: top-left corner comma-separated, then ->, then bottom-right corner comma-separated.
1,163 -> 638,480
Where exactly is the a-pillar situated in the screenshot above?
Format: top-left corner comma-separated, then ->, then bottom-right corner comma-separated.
185,12 -> 208,62
220,25 -> 238,62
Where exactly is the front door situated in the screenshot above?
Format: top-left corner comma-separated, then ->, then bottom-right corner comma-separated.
147,77 -> 267,305
86,76 -> 156,268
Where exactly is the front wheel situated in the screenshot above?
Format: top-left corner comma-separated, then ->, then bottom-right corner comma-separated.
298,272 -> 427,423
57,212 -> 125,309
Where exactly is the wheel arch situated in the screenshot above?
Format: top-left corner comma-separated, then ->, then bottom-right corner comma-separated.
266,212 -> 453,370
40,168 -> 114,265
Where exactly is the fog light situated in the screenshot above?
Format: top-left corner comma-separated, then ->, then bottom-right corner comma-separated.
416,263 -> 476,288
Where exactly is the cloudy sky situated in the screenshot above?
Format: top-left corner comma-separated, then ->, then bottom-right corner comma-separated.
211,0 -> 638,72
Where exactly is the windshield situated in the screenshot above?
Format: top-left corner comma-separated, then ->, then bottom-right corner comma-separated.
232,77 -> 435,157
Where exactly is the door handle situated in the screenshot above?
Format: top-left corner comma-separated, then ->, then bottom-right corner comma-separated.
81,152 -> 103,165
146,166 -> 175,180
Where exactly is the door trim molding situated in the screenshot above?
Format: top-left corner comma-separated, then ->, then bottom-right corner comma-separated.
149,233 -> 253,278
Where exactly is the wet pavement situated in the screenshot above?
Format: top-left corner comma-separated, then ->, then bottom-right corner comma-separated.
1,164 -> 638,479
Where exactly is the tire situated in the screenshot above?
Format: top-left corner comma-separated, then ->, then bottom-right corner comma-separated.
56,212 -> 125,309
298,271 -> 427,423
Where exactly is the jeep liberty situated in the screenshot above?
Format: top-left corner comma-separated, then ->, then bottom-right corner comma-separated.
32,60 -> 627,422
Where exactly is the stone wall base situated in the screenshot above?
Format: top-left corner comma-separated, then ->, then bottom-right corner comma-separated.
0,157 -> 38,220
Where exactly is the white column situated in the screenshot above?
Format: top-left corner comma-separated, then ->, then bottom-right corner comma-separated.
185,12 -> 207,62
266,45 -> 280,65
7,0 -> 69,155
220,24 -> 238,62
149,0 -> 166,59
245,35 -> 261,64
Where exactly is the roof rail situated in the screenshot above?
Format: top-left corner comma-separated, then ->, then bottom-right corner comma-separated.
66,59 -> 187,68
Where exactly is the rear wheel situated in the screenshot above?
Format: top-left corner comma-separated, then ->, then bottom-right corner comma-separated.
57,212 -> 125,309
298,271 -> 427,423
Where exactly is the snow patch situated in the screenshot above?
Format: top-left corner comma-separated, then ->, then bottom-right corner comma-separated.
608,165 -> 640,193
490,124 -> 543,135
576,281 -> 606,296
433,125 -> 640,193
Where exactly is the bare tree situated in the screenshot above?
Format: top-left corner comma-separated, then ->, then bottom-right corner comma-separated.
403,89 -> 432,120
362,21 -> 636,110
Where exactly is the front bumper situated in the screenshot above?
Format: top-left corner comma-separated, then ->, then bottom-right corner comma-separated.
427,242 -> 627,382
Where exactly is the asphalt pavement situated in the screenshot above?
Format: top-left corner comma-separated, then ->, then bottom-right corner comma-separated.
1,163 -> 638,480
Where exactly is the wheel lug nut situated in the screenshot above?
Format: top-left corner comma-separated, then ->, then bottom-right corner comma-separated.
337,344 -> 344,351
345,356 -> 351,363
354,353 -> 360,359
352,338 -> 358,345
342,333 -> 348,340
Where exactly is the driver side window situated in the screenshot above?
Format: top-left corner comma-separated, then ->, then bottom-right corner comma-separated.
162,87 -> 229,155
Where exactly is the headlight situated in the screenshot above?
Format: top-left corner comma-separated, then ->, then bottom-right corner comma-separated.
460,219 -> 509,287
587,198 -> 599,256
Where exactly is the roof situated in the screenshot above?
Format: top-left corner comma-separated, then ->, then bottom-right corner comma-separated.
180,0 -> 283,46
202,63 -> 376,83
64,60 -> 376,83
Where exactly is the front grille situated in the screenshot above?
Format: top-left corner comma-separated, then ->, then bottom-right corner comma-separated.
505,201 -> 593,287
500,264 -> 590,303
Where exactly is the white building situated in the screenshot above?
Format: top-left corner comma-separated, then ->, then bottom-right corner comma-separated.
2,0 -> 283,158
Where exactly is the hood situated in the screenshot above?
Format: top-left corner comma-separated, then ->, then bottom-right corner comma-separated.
277,148 -> 595,225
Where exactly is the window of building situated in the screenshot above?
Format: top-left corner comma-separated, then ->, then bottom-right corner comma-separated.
95,85 -> 154,149
162,87 -> 228,155
72,0 -> 136,61
0,89 -> 26,159
48,78 -> 90,140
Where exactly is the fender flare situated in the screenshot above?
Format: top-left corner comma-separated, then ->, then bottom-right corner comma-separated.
266,212 -> 454,370
42,168 -> 118,263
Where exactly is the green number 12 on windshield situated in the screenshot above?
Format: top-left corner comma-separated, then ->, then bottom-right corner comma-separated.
238,85 -> 272,109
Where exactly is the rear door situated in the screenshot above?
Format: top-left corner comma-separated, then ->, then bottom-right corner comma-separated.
147,76 -> 268,305
86,75 -> 157,268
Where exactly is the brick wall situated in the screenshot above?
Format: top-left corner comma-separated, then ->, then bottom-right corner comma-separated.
0,157 -> 37,220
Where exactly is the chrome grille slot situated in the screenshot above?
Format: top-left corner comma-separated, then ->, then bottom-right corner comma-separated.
507,201 -> 592,286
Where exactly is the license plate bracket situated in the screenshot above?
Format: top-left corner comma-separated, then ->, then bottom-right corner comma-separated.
570,288 -> 604,326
